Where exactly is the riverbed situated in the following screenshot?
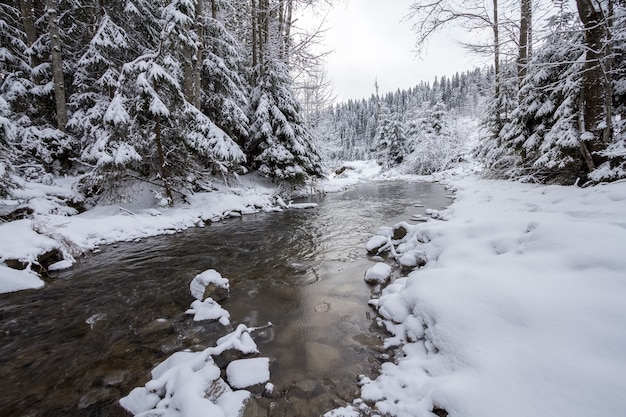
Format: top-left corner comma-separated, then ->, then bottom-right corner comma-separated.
0,181 -> 450,417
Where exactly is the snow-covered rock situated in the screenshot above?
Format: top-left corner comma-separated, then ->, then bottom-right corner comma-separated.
185,298 -> 231,325
398,249 -> 427,268
226,357 -> 270,389
190,269 -> 230,302
365,235 -> 388,254
364,262 -> 392,284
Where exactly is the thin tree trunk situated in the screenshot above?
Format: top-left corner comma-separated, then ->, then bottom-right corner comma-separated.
19,0 -> 39,63
603,0 -> 614,145
278,0 -> 284,60
518,0 -> 531,89
45,0 -> 68,132
20,0 -> 42,84
154,116 -> 174,204
183,57 -> 194,103
493,0 -> 500,125
284,0 -> 292,64
257,0 -> 268,76
576,0 -> 608,168
251,0 -> 258,69
578,90 -> 596,172
194,0 -> 205,109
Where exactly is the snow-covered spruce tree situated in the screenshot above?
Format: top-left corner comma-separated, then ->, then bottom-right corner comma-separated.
201,5 -> 250,147
403,102 -> 461,175
375,103 -> 407,168
68,5 -> 131,170
590,4 -> 626,182
0,0 -> 74,178
0,2 -> 28,192
245,0 -> 323,184
477,12 -> 589,184
0,95 -> 16,197
247,58 -> 322,183
81,0 -> 245,203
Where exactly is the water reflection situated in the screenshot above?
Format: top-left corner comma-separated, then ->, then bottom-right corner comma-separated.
0,181 -> 450,417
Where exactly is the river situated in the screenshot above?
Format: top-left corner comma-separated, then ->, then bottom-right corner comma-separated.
0,181 -> 450,417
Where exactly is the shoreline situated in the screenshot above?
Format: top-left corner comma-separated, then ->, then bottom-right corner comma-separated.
0,160 -> 394,294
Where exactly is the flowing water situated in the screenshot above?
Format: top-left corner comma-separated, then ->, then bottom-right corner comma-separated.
0,181 -> 450,417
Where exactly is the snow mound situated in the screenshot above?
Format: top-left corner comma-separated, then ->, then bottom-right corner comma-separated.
0,265 -> 45,293
190,269 -> 229,301
185,298 -> 230,325
226,357 -> 270,389
364,262 -> 392,284
121,323 -> 270,417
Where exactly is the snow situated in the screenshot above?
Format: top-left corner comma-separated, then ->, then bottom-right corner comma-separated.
0,265 -> 44,293
47,259 -> 73,271
120,267 -> 271,417
3,158 -> 626,417
363,262 -> 392,284
329,174 -> 626,417
321,160 -> 383,192
185,298 -> 230,325
189,269 -> 229,300
226,357 -> 271,389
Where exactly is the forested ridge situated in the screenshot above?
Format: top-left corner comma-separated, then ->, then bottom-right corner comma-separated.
1,0 -> 626,210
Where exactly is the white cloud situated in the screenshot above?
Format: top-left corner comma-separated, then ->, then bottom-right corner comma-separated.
305,0 -> 486,102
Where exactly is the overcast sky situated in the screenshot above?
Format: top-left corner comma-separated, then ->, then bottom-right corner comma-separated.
310,0 -> 485,102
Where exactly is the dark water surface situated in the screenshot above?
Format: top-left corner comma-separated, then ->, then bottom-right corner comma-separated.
0,181 -> 450,417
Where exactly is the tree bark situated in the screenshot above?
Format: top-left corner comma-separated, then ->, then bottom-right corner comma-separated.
603,0 -> 614,145
251,0 -> 258,69
45,0 -> 68,132
493,0 -> 500,125
283,0 -> 293,64
518,0 -> 531,86
20,0 -> 41,77
578,90 -> 596,172
154,116 -> 174,205
194,0 -> 205,109
576,0 -> 608,168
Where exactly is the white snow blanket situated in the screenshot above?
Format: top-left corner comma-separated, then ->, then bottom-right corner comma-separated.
364,262 -> 392,284
120,324 -> 269,417
190,269 -> 230,300
330,177 -> 626,417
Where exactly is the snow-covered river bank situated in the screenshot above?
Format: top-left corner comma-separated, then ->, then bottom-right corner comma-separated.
2,161 -> 626,417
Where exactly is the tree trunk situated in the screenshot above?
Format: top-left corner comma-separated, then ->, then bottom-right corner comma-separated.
493,0 -> 500,125
183,57 -> 195,104
154,116 -> 174,205
194,0 -> 206,109
578,90 -> 596,172
251,0 -> 258,69
603,0 -> 614,145
518,0 -> 531,88
45,0 -> 68,132
283,0 -> 293,64
576,0 -> 608,168
278,0 -> 284,60
20,0 -> 42,81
